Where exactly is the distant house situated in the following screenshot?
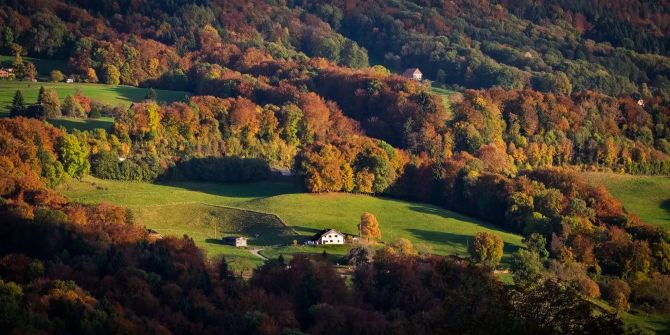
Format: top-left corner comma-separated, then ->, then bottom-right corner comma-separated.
147,229 -> 163,242
224,236 -> 248,247
66,78 -> 74,83
402,68 -> 422,81
271,167 -> 292,177
0,68 -> 14,79
311,229 -> 345,245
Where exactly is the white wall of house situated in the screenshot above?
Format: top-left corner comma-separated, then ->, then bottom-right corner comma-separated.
235,238 -> 247,247
317,232 -> 344,245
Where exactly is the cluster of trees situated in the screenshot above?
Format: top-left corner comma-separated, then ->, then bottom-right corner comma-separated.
0,0 -> 369,89
297,0 -> 670,98
446,89 -> 670,174
9,88 -> 98,119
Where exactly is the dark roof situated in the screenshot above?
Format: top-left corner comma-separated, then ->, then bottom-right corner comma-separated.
402,68 -> 422,77
223,236 -> 247,240
311,228 -> 342,241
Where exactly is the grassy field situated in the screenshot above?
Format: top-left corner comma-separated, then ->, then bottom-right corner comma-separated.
584,172 -> 670,230
590,298 -> 670,334
0,81 -> 189,116
430,84 -> 455,113
57,176 -> 524,269
48,116 -> 116,131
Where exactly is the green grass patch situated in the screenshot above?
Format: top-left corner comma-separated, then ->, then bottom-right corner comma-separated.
590,298 -> 670,334
430,83 -> 456,116
584,172 -> 670,230
57,176 -> 523,268
0,81 -> 189,117
48,116 -> 115,132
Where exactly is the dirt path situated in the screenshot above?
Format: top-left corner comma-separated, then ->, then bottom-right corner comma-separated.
249,248 -> 267,260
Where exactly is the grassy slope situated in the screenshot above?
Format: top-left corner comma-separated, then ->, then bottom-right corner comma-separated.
591,298 -> 670,334
584,172 -> 670,230
58,176 -> 523,267
0,81 -> 189,131
0,81 -> 189,115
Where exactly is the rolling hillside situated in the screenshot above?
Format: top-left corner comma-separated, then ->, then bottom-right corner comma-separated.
58,176 -> 524,268
584,172 -> 670,230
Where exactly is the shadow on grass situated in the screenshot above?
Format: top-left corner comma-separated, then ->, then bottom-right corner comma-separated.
205,238 -> 228,245
409,205 -> 485,223
49,117 -> 114,131
157,179 -> 303,199
661,198 -> 670,218
291,226 -> 322,235
110,85 -> 189,105
205,206 -> 298,245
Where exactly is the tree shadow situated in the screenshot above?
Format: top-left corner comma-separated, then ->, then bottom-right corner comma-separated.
205,238 -> 228,245
408,205 -> 486,223
215,208 -> 298,245
48,117 -> 114,131
661,199 -> 670,219
154,178 -> 302,199
291,226 -> 322,235
108,85 -> 189,105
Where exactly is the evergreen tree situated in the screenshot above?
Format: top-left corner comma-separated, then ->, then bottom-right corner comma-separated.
9,90 -> 25,117
37,86 -> 45,104
144,87 -> 157,100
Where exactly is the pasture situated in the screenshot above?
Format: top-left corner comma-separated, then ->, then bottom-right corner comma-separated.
0,81 -> 189,116
584,172 -> 670,229
58,176 -> 524,269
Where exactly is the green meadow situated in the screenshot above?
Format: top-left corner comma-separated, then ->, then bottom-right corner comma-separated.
584,172 -> 670,230
0,81 -> 189,116
58,176 -> 524,269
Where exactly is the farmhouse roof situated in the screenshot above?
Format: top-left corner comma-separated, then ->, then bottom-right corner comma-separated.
402,68 -> 421,77
224,236 -> 247,240
312,228 -> 343,241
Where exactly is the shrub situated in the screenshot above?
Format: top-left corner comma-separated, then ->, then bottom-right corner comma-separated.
605,279 -> 631,312
50,70 -> 64,82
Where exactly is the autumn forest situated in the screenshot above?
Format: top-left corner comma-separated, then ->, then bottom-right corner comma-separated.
1,0 -> 670,334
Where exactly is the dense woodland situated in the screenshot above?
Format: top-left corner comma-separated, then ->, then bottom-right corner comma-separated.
1,0 -> 670,333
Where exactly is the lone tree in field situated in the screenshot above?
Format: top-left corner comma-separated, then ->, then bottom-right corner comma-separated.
50,70 -> 64,82
469,232 -> 504,268
359,212 -> 381,243
39,89 -> 62,119
9,90 -> 25,117
145,87 -> 157,100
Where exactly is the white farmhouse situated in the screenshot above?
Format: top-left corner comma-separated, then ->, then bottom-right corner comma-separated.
402,68 -> 422,81
312,229 -> 345,245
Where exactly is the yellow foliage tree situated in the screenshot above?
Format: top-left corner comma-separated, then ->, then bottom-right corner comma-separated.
469,232 -> 504,268
359,212 -> 381,243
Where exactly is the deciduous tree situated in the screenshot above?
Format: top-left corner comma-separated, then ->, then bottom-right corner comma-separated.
359,212 -> 381,243
469,231 -> 504,268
